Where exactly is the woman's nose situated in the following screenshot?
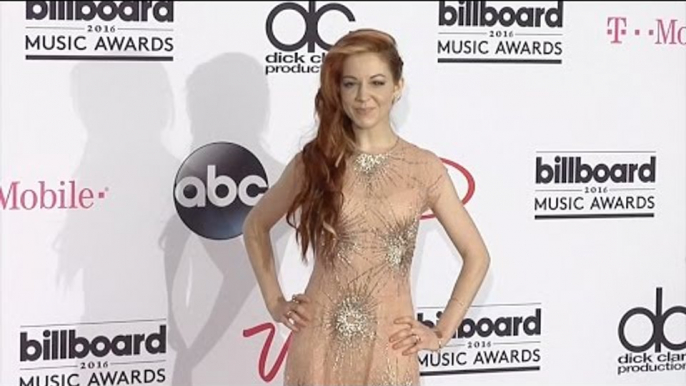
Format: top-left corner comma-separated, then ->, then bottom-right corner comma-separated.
355,83 -> 370,101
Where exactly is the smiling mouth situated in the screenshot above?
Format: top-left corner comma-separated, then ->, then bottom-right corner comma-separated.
356,107 -> 374,114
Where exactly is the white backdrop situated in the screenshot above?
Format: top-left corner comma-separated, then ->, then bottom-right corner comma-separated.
1,1 -> 685,385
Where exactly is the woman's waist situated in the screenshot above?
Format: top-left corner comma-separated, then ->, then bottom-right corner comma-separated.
300,287 -> 414,318
302,275 -> 413,300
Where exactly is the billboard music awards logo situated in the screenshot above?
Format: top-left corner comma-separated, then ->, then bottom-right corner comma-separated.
617,288 -> 686,375
264,1 -> 355,75
24,1 -> 174,61
533,151 -> 657,220
417,303 -> 542,376
173,142 -> 269,240
0,180 -> 108,210
607,16 -> 685,45
18,321 -> 167,386
437,1 -> 564,64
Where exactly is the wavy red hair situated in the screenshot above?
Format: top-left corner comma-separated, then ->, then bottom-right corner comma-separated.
286,29 -> 404,266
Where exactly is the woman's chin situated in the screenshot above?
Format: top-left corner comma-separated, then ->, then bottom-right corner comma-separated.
351,118 -> 379,130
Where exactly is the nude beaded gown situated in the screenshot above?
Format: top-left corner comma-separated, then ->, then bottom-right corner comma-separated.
281,137 -> 450,386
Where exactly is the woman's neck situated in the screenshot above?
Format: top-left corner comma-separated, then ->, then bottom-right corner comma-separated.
352,125 -> 398,154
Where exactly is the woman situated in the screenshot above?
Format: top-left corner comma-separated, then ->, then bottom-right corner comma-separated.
243,28 -> 490,385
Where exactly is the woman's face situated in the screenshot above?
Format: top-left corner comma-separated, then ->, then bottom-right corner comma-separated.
339,52 -> 403,132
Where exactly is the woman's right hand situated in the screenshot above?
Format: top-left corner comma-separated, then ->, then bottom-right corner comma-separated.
268,293 -> 312,332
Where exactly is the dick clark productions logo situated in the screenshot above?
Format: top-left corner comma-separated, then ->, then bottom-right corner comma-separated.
617,288 -> 686,375
264,1 -> 355,75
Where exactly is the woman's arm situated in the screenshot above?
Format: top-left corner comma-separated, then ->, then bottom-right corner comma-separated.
242,153 -> 310,330
429,156 -> 491,345
391,154 -> 490,354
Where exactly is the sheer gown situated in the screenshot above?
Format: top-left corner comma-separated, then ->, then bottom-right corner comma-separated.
275,137 -> 450,386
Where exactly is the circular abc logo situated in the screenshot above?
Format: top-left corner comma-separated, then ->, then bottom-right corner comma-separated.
174,142 -> 268,240
618,288 -> 686,353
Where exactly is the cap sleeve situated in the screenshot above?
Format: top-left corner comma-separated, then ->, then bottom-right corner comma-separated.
425,151 -> 451,210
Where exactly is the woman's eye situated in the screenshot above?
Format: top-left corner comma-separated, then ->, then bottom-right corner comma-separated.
343,82 -> 356,88
373,81 -> 386,86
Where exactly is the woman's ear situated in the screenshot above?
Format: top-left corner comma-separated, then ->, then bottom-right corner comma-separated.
393,78 -> 405,104
394,77 -> 405,103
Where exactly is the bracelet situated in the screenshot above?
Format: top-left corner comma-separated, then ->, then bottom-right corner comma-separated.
449,297 -> 467,308
432,328 -> 445,353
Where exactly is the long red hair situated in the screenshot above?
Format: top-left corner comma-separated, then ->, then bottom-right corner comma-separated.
286,29 -> 404,266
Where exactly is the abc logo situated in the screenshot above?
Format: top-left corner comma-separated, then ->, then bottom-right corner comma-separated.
174,142 -> 268,240
618,288 -> 686,353
266,1 -> 355,52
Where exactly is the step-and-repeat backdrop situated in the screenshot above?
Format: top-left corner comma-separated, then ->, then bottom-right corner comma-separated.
1,1 -> 685,385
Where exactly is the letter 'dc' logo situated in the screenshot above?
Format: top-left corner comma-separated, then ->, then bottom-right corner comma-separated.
266,1 -> 355,52
618,288 -> 686,353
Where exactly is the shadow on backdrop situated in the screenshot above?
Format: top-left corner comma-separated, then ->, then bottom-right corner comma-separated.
158,52 -> 292,385
55,61 -> 177,380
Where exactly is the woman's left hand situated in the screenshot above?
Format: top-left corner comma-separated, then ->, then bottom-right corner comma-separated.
389,316 -> 441,355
